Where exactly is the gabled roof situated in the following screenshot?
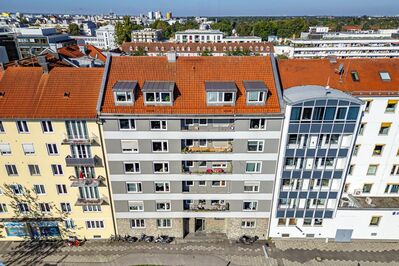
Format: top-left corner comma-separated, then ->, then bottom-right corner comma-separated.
99,56 -> 281,115
0,67 -> 103,119
278,58 -> 399,96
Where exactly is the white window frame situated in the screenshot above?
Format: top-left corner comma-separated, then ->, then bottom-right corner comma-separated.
243,201 -> 258,211
131,219 -> 145,228
245,161 -> 262,173
150,120 -> 167,130
16,120 -> 29,133
247,140 -> 264,152
153,162 -> 169,173
0,203 -> 8,213
22,143 -> 35,155
60,202 -> 72,213
39,203 -> 51,213
119,119 -> 136,130
34,184 -> 46,195
46,143 -> 59,156
124,162 -> 141,174
155,181 -> 170,192
114,91 -> 133,104
241,220 -> 256,228
244,182 -> 260,192
86,220 -> 105,229
56,184 -> 68,194
0,143 -> 11,155
157,218 -> 172,228
128,201 -> 144,212
207,91 -> 235,104
121,140 -> 139,153
126,182 -> 143,193
51,164 -> 63,175
199,181 -> 207,186
249,119 -> 266,130
82,205 -> 102,212
145,92 -> 172,104
156,201 -> 171,211
247,91 -> 265,103
41,120 -> 53,133
152,140 -> 168,152
10,184 -> 23,195
211,180 -> 226,187
5,164 -> 18,176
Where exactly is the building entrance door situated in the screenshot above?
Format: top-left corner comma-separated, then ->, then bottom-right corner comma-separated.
195,218 -> 205,232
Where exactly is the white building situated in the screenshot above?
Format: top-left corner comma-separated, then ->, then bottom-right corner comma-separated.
72,24 -> 116,50
175,29 -> 262,43
154,11 -> 162,20
131,28 -> 163,43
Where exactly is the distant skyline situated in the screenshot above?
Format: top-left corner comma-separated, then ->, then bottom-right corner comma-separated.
1,0 -> 399,16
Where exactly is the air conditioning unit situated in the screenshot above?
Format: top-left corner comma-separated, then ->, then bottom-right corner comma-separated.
354,189 -> 362,196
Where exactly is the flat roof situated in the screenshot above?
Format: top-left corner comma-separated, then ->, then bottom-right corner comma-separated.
340,196 -> 399,209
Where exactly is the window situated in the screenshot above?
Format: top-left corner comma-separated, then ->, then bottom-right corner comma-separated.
56,184 -> 68,194
247,140 -> 264,152
86,220 -> 104,229
34,184 -> 46,195
314,219 -> 323,226
0,143 -> 11,155
211,180 -> 226,187
244,182 -> 260,192
16,121 -> 29,133
353,145 -> 360,156
385,184 -> 399,194
0,203 -> 7,213
83,205 -> 101,212
155,182 -> 170,192
351,71 -> 360,82
362,183 -> 373,193
10,184 -> 23,195
60,203 -> 71,213
369,216 -> 381,226
185,119 -> 194,126
131,219 -> 145,228
344,183 -> 350,193
184,181 -> 194,186
154,162 -> 169,173
378,122 -> 391,135
124,162 -> 140,173
302,108 -> 312,120
288,218 -> 297,226
359,123 -> 366,135
41,121 -> 53,133
66,120 -> 88,139
365,100 -> 372,112
119,119 -> 136,130
28,164 -> 40,176
65,219 -> 75,229
277,218 -> 286,226
199,119 -> 207,125
247,91 -> 265,103
241,220 -> 256,228
290,107 -> 301,121
249,119 -> 266,130
303,219 -> 312,226
121,140 -> 139,153
156,218 -> 172,228
336,107 -> 347,120
199,139 -> 207,147
46,143 -> 59,155
145,92 -> 171,104
199,181 -> 206,186
150,120 -> 167,130
114,91 -> 133,103
127,182 -> 142,193
22,143 -> 35,155
5,165 -> 18,176
152,140 -> 168,152
391,165 -> 399,176
39,203 -> 51,213
243,201 -> 258,211
346,107 -> 359,120
380,72 -> 391,81
207,91 -> 234,104
312,107 -> 325,120
185,139 -> 194,147
128,201 -> 144,211
348,165 -> 355,175
245,162 -> 261,173
367,165 -> 378,176
0,121 -> 4,133
386,100 -> 397,112
373,145 -> 384,156
18,203 -> 29,213
156,201 -> 171,211
51,164 -> 63,175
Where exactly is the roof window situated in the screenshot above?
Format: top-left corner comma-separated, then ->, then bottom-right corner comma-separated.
351,71 -> 360,82
380,72 -> 391,81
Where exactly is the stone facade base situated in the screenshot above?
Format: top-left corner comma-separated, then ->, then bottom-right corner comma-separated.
116,218 -> 268,240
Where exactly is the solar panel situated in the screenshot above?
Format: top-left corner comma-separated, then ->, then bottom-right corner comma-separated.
142,81 -> 175,92
112,81 -> 138,91
243,80 -> 268,92
205,81 -> 237,92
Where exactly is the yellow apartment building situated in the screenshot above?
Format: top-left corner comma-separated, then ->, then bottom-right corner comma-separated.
0,66 -> 116,240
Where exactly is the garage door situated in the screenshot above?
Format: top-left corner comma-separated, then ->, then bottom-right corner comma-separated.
335,229 -> 353,242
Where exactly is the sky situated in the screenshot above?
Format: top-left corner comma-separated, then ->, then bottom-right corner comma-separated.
1,0 -> 399,17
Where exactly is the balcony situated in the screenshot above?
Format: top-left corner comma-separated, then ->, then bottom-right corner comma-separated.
181,119 -> 235,132
65,155 -> 102,167
75,196 -> 108,206
182,140 -> 233,153
61,133 -> 100,146
184,201 -> 230,211
182,161 -> 233,175
69,175 -> 105,187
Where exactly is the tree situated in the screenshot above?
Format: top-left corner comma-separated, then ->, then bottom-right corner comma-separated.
235,22 -> 253,36
200,50 -> 213,56
212,19 -> 233,35
68,23 -> 80,36
130,46 -> 147,56
225,48 -> 251,56
115,16 -> 144,45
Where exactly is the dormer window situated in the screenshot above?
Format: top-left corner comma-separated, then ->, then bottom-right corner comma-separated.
243,81 -> 268,105
143,81 -> 174,105
113,81 -> 137,105
205,81 -> 237,105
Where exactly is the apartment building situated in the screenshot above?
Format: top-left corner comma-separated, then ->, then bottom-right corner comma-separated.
0,66 -> 115,240
97,55 -> 284,239
274,58 -> 399,241
175,29 -> 261,43
131,28 -> 163,43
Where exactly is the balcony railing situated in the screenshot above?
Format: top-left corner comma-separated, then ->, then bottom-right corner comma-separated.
65,155 -> 102,167
186,203 -> 230,211
61,133 -> 100,146
69,175 -> 105,187
75,196 -> 108,206
182,167 -> 232,174
182,145 -> 233,153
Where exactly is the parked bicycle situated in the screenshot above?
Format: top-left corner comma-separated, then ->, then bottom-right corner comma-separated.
139,233 -> 154,243
237,235 -> 259,245
154,235 -> 174,244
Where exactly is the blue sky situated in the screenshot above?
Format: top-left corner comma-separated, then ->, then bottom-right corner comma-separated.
1,0 -> 399,16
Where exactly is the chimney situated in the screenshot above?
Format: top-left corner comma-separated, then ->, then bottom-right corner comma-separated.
37,55 -> 49,74
167,52 -> 176,63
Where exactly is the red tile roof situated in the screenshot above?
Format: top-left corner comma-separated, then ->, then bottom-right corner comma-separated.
121,42 -> 274,54
86,44 -> 107,62
100,56 -> 281,115
0,67 -> 103,119
278,58 -> 399,96
58,45 -> 85,58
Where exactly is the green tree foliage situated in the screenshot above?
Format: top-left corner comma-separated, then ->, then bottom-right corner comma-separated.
68,23 -> 80,36
225,48 -> 251,56
150,19 -> 200,39
115,16 -> 144,45
130,46 -> 148,56
200,50 -> 213,56
212,19 -> 233,35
